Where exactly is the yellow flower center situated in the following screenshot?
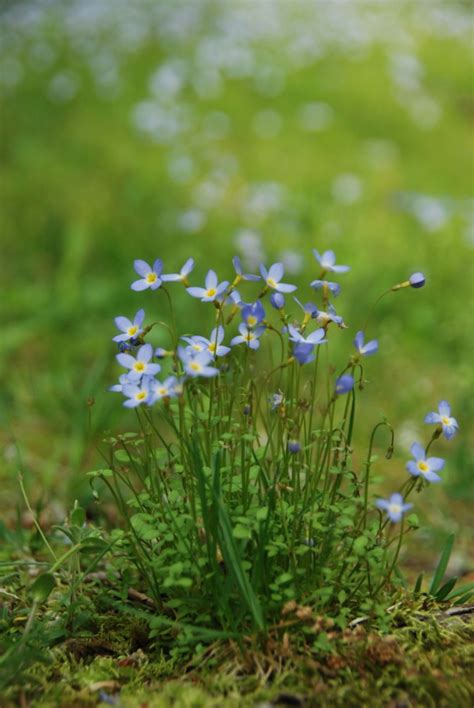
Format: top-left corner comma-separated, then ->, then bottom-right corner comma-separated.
441,416 -> 451,426
146,272 -> 158,284
192,343 -> 203,351
158,387 -> 168,396
206,288 -> 217,298
418,461 -> 429,473
127,325 -> 138,336
247,315 -> 257,326
208,342 -> 217,352
136,391 -> 147,401
267,278 -> 277,289
190,362 -> 202,372
134,361 -> 146,372
389,503 -> 401,515
245,332 -> 255,341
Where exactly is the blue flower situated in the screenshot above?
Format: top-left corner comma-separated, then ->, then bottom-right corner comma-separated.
122,380 -> 152,408
293,342 -> 316,365
335,374 -> 354,394
270,293 -> 285,310
149,376 -> 181,403
288,440 -> 301,454
116,343 -> 161,381
180,350 -> 219,378
109,373 -> 133,393
187,270 -> 229,302
162,257 -> 195,284
241,301 -> 265,328
287,324 -> 326,346
315,304 -> 345,328
293,297 -> 318,318
131,259 -> 163,291
113,309 -> 145,343
231,323 -> 266,350
409,272 -> 425,289
313,249 -> 350,274
233,256 -> 261,282
376,493 -> 413,523
354,331 -> 378,356
424,401 -> 459,440
406,442 -> 444,483
183,326 -> 230,358
269,391 -> 285,410
310,279 -> 341,297
259,263 -> 297,293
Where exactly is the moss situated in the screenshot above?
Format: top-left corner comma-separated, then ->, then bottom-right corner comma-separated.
4,607 -> 473,707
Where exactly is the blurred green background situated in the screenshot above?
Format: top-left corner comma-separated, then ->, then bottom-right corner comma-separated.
1,1 -> 473,568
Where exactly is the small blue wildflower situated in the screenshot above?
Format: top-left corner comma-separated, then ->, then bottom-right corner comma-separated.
354,331 -> 378,356
293,341 -> 317,365
310,279 -> 341,297
233,255 -> 261,282
109,373 -> 133,393
241,301 -> 265,328
406,442 -> 444,483
184,326 -> 230,358
335,374 -> 354,394
131,259 -> 163,291
313,249 -> 350,274
315,304 -> 345,328
162,257 -> 195,284
187,270 -> 229,302
287,323 -> 326,347
288,440 -> 301,454
376,493 -> 413,523
116,343 -> 161,381
409,272 -> 426,289
179,349 -> 219,378
259,263 -> 297,293
231,323 -> 266,350
269,391 -> 285,410
113,309 -> 145,343
293,297 -> 318,318
149,376 -> 180,403
270,293 -> 285,310
122,380 -> 152,408
424,401 -> 459,440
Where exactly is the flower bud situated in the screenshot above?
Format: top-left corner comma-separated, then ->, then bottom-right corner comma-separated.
409,272 -> 425,289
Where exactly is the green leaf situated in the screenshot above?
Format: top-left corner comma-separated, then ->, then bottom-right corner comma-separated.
429,533 -> 455,595
233,524 -> 252,540
353,536 -> 369,555
71,506 -> 86,527
413,572 -> 423,596
30,573 -> 56,603
86,468 -> 113,478
256,507 -> 269,521
446,581 -> 474,601
435,576 -> 458,601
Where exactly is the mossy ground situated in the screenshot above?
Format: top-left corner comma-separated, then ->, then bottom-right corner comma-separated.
3,603 -> 473,708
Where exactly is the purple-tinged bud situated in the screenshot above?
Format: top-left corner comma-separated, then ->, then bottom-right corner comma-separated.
270,292 -> 285,310
335,374 -> 354,395
155,347 -> 167,359
243,404 -> 251,416
409,272 -> 425,289
288,439 -> 301,454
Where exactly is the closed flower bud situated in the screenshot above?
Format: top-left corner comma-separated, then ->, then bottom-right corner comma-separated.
409,272 -> 426,289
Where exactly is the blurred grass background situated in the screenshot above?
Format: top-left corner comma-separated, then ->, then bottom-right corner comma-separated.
1,1 -> 473,569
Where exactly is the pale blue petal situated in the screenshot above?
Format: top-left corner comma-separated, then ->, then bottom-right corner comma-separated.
438,400 -> 451,416
134,260 -> 151,277
131,279 -> 149,291
427,457 -> 445,472
411,442 -> 425,461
